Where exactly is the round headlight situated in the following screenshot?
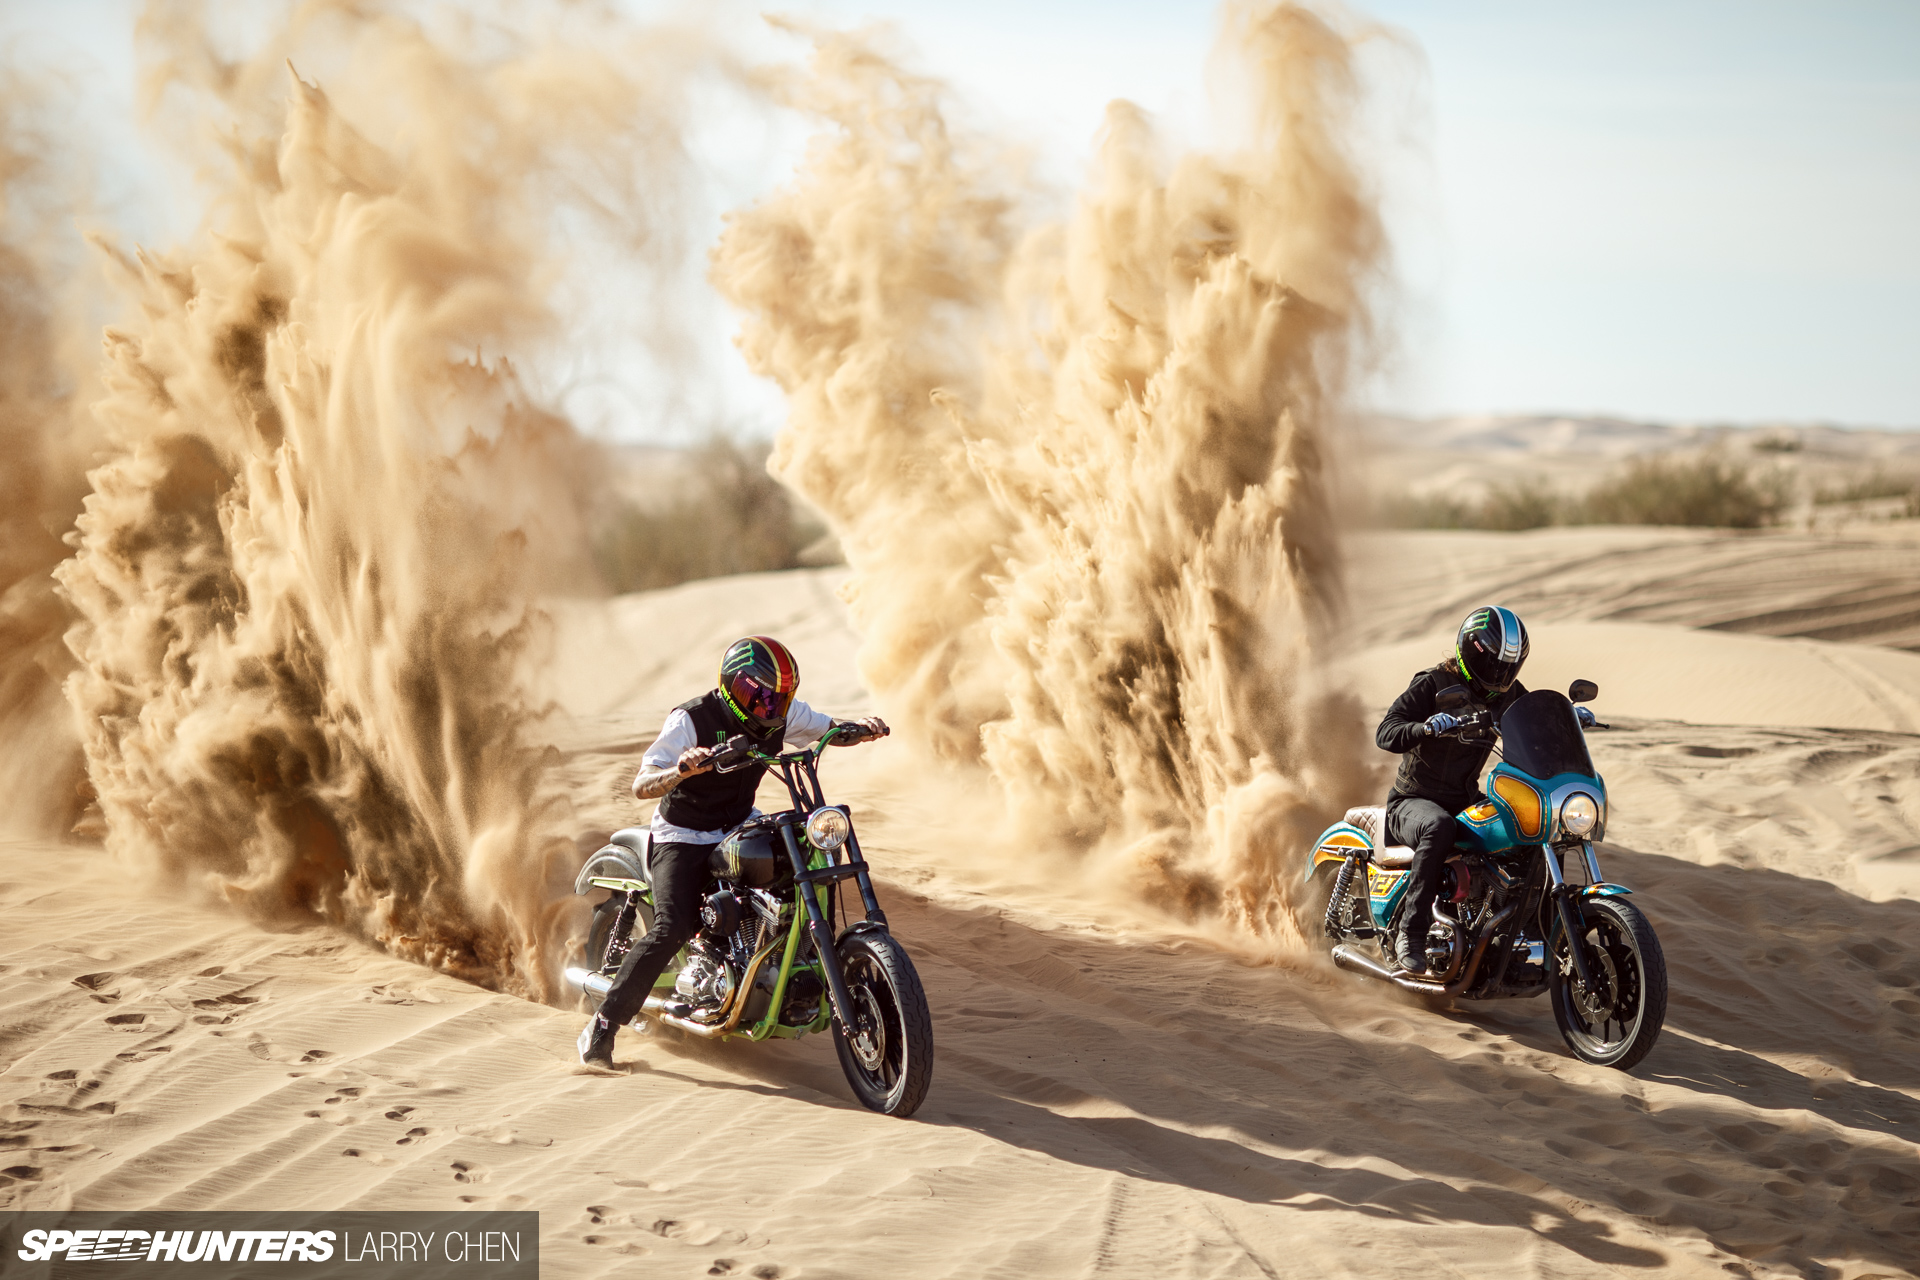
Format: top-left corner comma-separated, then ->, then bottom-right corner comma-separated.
1561,793 -> 1599,837
805,806 -> 851,851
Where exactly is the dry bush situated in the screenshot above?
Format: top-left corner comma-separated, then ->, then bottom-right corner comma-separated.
1382,452 -> 1791,531
1581,453 -> 1789,528
591,437 -> 830,593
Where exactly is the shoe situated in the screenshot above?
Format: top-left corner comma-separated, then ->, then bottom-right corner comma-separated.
1394,928 -> 1430,977
577,1013 -> 617,1068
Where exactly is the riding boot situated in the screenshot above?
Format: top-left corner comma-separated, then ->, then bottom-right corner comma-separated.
1394,923 -> 1431,976
577,1012 -> 617,1068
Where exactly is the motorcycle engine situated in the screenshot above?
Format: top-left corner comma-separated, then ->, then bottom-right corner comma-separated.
673,949 -> 736,1016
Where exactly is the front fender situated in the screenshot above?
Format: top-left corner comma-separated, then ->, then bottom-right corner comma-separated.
1580,882 -> 1633,899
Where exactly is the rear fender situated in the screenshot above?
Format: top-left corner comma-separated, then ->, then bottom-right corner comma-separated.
1306,823 -> 1372,882
574,840 -> 648,896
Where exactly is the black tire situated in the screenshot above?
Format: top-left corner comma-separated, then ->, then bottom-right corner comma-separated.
1549,897 -> 1667,1070
831,932 -> 934,1118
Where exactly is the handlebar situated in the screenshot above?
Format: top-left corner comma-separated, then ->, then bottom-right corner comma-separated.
709,722 -> 873,774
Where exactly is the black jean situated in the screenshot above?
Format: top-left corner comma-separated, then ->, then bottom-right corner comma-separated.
1385,795 -> 1456,944
598,840 -> 714,1028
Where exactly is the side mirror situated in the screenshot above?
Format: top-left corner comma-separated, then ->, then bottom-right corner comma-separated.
1436,684 -> 1471,712
1568,680 -> 1598,703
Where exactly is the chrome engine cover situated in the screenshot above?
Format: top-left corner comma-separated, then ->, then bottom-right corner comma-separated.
674,952 -> 736,1013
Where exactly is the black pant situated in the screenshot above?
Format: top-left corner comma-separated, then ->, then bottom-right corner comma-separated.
598,841 -> 713,1028
1386,796 -> 1456,944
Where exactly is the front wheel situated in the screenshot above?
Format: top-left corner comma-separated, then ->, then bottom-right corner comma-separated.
1549,897 -> 1667,1070
831,932 -> 934,1118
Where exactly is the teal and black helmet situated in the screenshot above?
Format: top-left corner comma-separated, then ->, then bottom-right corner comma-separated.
1456,606 -> 1528,695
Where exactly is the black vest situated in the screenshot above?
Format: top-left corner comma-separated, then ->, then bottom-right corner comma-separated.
655,690 -> 784,834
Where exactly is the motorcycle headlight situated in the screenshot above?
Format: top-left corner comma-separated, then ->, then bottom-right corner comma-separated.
805,806 -> 851,851
1561,792 -> 1600,838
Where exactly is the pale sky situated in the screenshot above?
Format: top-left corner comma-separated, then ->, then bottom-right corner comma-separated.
7,0 -> 1917,430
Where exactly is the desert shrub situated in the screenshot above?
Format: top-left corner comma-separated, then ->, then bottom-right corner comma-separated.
592,436 -> 830,593
1578,453 -> 1787,528
1813,468 -> 1919,505
1476,482 -> 1559,531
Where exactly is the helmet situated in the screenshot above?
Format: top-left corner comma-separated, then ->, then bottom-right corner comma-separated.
1455,606 -> 1528,695
718,636 -> 800,733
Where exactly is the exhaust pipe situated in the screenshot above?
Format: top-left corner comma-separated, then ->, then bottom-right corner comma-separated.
564,941 -> 787,1041
1329,899 -> 1521,996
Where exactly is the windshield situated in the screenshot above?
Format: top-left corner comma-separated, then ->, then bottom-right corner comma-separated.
1499,690 -> 1596,781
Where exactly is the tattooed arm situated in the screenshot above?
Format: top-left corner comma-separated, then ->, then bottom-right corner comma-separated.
630,709 -> 713,801
631,748 -> 716,800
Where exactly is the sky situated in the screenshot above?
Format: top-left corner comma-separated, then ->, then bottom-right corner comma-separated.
6,0 -> 1917,431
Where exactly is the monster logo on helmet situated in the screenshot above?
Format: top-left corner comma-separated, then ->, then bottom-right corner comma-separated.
1455,606 -> 1529,695
719,635 -> 800,733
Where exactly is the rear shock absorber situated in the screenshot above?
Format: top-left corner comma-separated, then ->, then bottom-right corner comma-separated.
1325,855 -> 1360,939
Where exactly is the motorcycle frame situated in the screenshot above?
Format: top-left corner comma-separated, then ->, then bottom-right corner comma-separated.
584,725 -> 890,1042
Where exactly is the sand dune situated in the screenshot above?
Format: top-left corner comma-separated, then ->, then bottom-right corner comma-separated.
7,526 -> 1920,1278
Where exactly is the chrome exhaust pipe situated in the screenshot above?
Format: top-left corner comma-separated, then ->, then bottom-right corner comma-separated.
1330,898 -> 1522,996
565,967 -> 611,999
564,941 -> 786,1041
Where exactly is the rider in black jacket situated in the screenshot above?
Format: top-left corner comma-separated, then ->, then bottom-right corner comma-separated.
578,635 -> 887,1068
1376,606 -> 1529,975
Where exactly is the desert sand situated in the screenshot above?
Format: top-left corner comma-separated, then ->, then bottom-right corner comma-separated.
5,523 -> 1920,1280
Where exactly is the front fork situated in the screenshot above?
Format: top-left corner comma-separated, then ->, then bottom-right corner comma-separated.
1545,842 -> 1605,992
778,818 -> 888,1035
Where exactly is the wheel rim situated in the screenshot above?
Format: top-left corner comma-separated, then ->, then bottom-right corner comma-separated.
842,950 -> 905,1091
1557,909 -> 1643,1052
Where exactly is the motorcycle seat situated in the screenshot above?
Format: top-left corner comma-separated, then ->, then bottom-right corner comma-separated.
1342,805 -> 1415,869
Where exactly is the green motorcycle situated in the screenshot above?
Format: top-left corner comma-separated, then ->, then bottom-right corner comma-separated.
564,725 -> 934,1116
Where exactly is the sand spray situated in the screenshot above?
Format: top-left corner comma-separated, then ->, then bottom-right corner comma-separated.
3,0 -> 1391,993
714,3 -> 1389,944
35,1 -> 733,997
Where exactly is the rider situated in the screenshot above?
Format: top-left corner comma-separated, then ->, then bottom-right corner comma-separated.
1375,606 -> 1529,976
578,635 -> 888,1067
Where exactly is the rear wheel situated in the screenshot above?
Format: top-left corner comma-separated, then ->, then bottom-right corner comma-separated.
832,932 -> 934,1118
1549,897 -> 1667,1070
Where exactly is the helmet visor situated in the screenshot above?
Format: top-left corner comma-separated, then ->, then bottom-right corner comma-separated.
731,674 -> 793,729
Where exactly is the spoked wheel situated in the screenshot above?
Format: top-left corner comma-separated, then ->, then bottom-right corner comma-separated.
831,932 -> 934,1118
1549,897 -> 1668,1070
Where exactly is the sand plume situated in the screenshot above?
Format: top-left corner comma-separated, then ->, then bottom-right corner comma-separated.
714,3 -> 1387,939
0,70 -> 101,839
54,1 -> 729,996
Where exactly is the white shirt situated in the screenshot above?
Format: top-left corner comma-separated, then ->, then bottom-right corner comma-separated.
638,698 -> 839,845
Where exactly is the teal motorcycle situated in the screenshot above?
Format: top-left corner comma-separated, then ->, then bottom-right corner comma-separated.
1305,681 -> 1667,1070
564,725 -> 934,1116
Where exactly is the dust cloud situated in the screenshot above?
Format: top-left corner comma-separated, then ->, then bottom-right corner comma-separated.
714,2 -> 1388,941
0,73 -> 97,840
38,1 -> 734,997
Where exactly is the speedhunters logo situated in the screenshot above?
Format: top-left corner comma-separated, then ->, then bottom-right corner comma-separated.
4,1213 -> 536,1278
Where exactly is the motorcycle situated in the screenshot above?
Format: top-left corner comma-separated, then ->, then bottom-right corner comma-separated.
563,723 -> 935,1116
1304,681 -> 1668,1070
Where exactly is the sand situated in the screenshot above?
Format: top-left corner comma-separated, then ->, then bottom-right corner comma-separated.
6,526 -> 1920,1279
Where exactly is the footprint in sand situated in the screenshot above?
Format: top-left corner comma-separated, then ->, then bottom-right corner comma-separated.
340,1148 -> 394,1167
451,1161 -> 488,1184
394,1127 -> 431,1146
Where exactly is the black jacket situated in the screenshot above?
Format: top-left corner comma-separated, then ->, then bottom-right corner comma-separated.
1377,663 -> 1528,814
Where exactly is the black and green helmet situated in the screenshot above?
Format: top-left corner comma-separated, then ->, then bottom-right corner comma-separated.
1455,606 -> 1528,694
